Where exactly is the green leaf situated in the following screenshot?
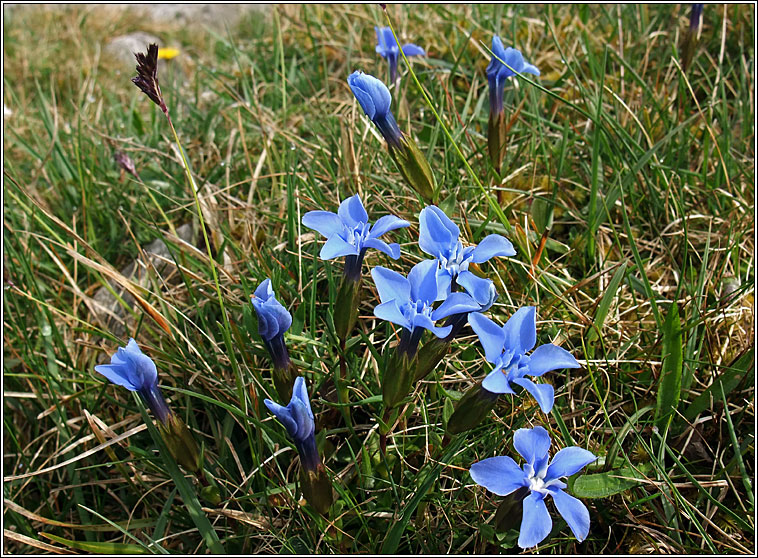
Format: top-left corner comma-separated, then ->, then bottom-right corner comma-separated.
684,348 -> 754,421
572,464 -> 651,498
41,533 -> 151,555
655,302 -> 683,429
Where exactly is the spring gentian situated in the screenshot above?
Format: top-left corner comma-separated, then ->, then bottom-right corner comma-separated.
470,426 -> 596,548
251,279 -> 298,400
372,259 -> 480,409
302,195 -> 409,281
486,36 -> 540,116
375,26 -> 425,83
414,274 -> 499,383
265,376 -> 333,514
264,376 -> 319,471
372,259 -> 481,349
347,71 -> 436,202
348,71 -> 402,148
468,308 -> 580,413
95,339 -> 169,422
303,194 -> 408,342
95,339 -> 202,473
419,205 -> 515,300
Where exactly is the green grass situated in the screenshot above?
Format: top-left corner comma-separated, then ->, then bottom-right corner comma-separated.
3,4 -> 754,554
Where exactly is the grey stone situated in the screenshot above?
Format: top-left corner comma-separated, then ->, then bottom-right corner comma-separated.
105,31 -> 162,67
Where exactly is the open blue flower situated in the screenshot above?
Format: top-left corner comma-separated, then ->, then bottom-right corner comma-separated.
371,259 -> 481,341
486,36 -> 540,115
95,339 -> 170,423
251,279 -> 292,370
418,205 -> 515,300
470,426 -> 596,548
468,308 -> 580,413
375,26 -> 425,83
264,376 -> 322,472
348,71 -> 403,147
302,195 -> 409,280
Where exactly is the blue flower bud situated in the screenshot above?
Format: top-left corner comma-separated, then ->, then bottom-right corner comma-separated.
347,71 -> 403,147
95,339 -> 170,423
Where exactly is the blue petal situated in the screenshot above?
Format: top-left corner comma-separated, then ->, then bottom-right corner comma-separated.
456,271 -> 497,308
468,312 -> 506,364
290,398 -> 314,441
268,298 -> 293,336
486,35 -> 507,80
375,26 -> 398,57
124,338 -> 142,355
470,234 -> 516,263
512,377 -> 554,414
481,367 -> 513,394
363,237 -> 400,259
431,292 -> 480,321
521,63 -> 540,76
470,456 -> 527,496
418,205 -> 457,258
513,426 -> 552,466
551,489 -> 591,542
369,214 -> 410,239
374,300 -> 411,330
253,278 -> 272,300
502,47 -> 525,75
518,492 -> 552,549
337,195 -> 368,228
435,269 -> 452,301
347,71 -> 392,121
302,210 -> 343,238
291,376 -> 313,420
264,398 -> 298,438
132,352 -> 158,390
407,259 -> 439,304
546,447 -> 597,481
95,363 -> 140,391
502,306 -> 537,354
401,43 -> 425,57
371,266 -> 410,304
320,234 -> 358,260
528,343 -> 580,377
412,313 -> 452,338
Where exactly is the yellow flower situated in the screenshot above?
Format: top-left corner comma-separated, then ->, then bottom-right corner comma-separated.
157,47 -> 180,60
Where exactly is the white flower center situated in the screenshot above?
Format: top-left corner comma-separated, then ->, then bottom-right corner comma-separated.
440,240 -> 471,276
345,222 -> 370,248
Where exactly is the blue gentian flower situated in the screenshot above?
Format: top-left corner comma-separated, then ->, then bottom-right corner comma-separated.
486,36 -> 540,115
95,339 -> 170,423
251,279 -> 293,370
418,205 -> 515,300
468,308 -> 580,413
347,71 -> 403,148
470,426 -> 596,548
375,26 -> 425,83
371,259 -> 481,347
264,376 -> 321,472
302,194 -> 409,281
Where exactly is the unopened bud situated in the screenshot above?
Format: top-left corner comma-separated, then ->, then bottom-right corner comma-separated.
300,465 -> 333,516
159,414 -> 203,473
334,274 -> 361,342
445,381 -> 501,435
389,135 -> 436,203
